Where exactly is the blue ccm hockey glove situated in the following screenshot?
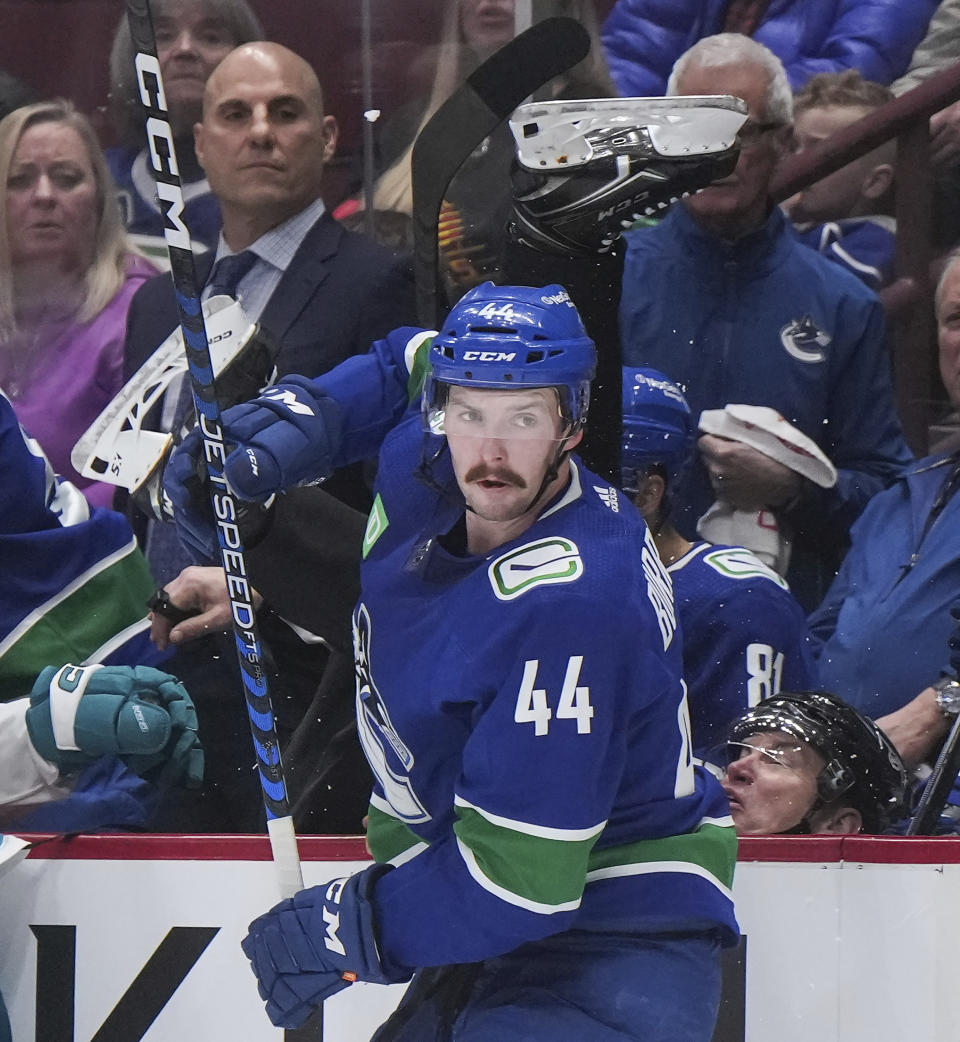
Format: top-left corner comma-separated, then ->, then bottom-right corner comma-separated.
25,663 -> 204,788
219,377 -> 342,501
241,863 -> 410,1029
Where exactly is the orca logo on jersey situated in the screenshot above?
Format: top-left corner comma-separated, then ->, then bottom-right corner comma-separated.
353,604 -> 431,823
702,546 -> 789,590
489,537 -> 584,601
780,315 -> 830,363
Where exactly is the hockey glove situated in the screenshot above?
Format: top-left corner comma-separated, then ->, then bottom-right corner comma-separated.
164,426 -> 275,564
25,663 -> 204,788
217,377 -> 342,501
241,863 -> 410,1029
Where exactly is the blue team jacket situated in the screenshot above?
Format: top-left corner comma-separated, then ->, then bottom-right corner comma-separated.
602,0 -> 939,96
619,203 -> 912,606
809,454 -> 960,719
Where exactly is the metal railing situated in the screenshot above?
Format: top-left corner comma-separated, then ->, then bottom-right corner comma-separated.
770,62 -> 960,454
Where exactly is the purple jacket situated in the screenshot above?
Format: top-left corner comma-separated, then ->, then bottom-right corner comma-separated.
602,0 -> 939,96
3,254 -> 156,509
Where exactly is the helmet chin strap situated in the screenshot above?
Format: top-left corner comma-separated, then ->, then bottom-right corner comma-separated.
514,431 -> 578,518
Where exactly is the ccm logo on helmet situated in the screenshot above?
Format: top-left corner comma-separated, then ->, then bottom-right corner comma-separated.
462,351 -> 518,362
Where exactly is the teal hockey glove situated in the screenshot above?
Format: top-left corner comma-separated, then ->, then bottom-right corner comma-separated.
25,663 -> 204,787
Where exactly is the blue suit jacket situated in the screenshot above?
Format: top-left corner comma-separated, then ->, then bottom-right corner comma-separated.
123,209 -> 417,513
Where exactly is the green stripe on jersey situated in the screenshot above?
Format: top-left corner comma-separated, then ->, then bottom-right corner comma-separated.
587,822 -> 737,891
0,543 -> 154,698
367,803 -> 425,863
454,804 -> 600,909
405,332 -> 435,402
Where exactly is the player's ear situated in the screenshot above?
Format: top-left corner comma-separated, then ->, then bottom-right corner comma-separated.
565,428 -> 584,451
809,803 -> 862,835
320,115 -> 339,164
862,162 -> 894,202
194,122 -> 206,169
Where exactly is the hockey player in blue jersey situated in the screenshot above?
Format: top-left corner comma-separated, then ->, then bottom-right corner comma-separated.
165,283 -> 739,1039
620,367 -> 816,762
0,387 -> 203,829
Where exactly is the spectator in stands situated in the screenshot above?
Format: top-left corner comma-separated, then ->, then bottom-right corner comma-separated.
620,366 -> 815,759
107,0 -> 263,261
0,99 -> 156,508
618,35 -> 913,610
892,0 -> 960,167
784,71 -> 897,292
810,251 -> 960,767
355,0 -> 616,300
120,41 -> 415,831
601,0 -> 938,98
724,690 -> 907,835
891,0 -> 960,252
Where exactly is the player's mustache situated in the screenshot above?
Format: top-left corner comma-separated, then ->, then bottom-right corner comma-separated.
464,464 -> 527,488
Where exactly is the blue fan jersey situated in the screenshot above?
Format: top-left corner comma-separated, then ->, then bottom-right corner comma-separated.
668,542 -> 816,761
315,328 -> 739,971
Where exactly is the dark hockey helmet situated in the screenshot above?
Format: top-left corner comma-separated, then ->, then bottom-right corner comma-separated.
508,96 -> 748,257
728,691 -> 908,833
424,282 -> 596,436
621,367 -> 695,493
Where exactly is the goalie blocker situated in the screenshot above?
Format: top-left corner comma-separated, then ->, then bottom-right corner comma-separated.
71,295 -> 278,521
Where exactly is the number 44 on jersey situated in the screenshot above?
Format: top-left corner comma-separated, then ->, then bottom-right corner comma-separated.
514,656 -> 594,736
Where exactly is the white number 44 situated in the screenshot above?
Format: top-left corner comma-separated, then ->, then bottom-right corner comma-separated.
514,657 -> 594,736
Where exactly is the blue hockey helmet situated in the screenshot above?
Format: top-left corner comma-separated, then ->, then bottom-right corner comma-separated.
424,282 -> 596,438
621,367 -> 695,492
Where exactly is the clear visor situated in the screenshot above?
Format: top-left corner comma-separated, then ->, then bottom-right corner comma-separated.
727,739 -> 808,771
423,382 -> 571,442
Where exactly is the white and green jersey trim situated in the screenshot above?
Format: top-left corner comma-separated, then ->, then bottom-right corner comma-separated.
453,795 -> 606,913
368,798 -> 737,915
0,536 -> 154,694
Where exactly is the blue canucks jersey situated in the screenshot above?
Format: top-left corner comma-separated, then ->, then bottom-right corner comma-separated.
317,329 -> 738,970
668,542 -> 815,761
0,390 -> 159,697
107,146 -> 222,260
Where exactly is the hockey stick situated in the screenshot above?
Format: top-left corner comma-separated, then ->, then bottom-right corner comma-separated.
124,0 -> 303,899
906,708 -> 960,835
411,16 -> 590,328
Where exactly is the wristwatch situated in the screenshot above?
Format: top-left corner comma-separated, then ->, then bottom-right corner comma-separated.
933,675 -> 960,718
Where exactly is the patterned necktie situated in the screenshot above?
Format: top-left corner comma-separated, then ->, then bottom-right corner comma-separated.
206,249 -> 258,299
170,250 -> 259,430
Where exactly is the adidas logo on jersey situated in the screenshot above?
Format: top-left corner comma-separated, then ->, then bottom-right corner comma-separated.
593,485 -> 620,512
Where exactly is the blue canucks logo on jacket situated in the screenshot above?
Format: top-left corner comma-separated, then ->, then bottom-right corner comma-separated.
780,315 -> 830,363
